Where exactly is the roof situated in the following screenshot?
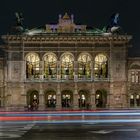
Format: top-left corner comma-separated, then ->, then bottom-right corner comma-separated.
62,13 -> 70,20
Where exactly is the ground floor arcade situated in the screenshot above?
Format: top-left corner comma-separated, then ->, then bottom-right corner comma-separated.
25,88 -> 108,110
1,82 -> 140,110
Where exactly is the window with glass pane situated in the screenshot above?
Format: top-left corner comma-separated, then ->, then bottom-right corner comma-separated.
43,53 -> 57,79
136,71 -> 139,83
136,94 -> 140,106
130,94 -> 134,107
131,71 -> 135,83
61,53 -> 74,79
78,54 -> 91,79
94,54 -> 108,78
26,53 -> 40,78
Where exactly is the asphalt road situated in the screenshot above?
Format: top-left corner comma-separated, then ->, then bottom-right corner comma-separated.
0,110 -> 140,140
0,123 -> 140,140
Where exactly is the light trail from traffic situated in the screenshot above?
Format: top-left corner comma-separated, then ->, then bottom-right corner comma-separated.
0,110 -> 140,124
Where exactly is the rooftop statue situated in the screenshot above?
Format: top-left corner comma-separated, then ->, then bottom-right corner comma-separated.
106,13 -> 120,33
20,13 -> 122,36
14,12 -> 24,33
15,12 -> 24,26
86,13 -> 121,36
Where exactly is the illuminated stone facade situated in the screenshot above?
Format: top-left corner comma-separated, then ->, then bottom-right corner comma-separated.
0,13 -> 139,110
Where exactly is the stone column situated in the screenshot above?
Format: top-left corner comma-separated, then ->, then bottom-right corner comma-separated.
127,94 -> 130,108
20,85 -> 26,107
134,94 -> 137,108
91,60 -> 94,81
0,88 -> 4,107
73,83 -> 79,110
90,84 -> 96,109
7,61 -> 12,81
74,61 -> 78,82
56,83 -> 61,110
108,83 -> 114,109
3,86 -> 7,107
57,61 -> 61,81
39,61 -> 44,80
19,61 -> 24,82
121,83 -> 127,108
39,84 -> 44,110
7,87 -> 12,106
20,94 -> 26,111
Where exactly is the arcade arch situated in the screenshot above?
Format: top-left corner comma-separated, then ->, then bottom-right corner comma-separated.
95,89 -> 107,108
26,90 -> 39,110
44,90 -> 56,108
61,90 -> 73,108
94,54 -> 108,78
78,90 -> 90,108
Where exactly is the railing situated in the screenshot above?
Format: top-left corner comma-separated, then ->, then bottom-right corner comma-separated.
25,75 -> 110,82
94,77 -> 110,82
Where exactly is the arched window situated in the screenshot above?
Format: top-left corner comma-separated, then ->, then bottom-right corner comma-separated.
78,53 -> 91,79
61,53 -> 74,79
27,90 -> 39,111
26,53 -> 40,79
43,53 -> 57,79
94,54 -> 108,78
129,64 -> 140,83
61,90 -> 73,108
130,93 -> 140,107
136,94 -> 140,106
78,90 -> 89,108
130,94 -> 134,107
95,89 -> 107,108
45,90 -> 56,108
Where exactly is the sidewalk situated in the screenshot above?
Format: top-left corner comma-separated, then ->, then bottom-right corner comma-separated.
0,106 -> 140,112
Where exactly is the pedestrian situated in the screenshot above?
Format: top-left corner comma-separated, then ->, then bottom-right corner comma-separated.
86,102 -> 90,110
28,104 -> 31,111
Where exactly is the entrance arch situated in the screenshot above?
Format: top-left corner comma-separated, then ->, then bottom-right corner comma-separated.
95,89 -> 107,108
61,90 -> 73,108
44,90 -> 56,108
78,90 -> 89,108
27,90 -> 39,110
130,93 -> 140,107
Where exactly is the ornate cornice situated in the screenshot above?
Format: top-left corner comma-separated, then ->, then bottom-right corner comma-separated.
2,34 -> 132,44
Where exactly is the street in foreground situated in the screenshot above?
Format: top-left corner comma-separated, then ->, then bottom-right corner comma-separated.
0,110 -> 140,140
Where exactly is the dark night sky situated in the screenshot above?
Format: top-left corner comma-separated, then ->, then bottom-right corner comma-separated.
0,0 -> 140,56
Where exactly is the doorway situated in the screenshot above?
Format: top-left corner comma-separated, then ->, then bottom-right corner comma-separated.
95,89 -> 107,108
45,90 -> 56,108
27,90 -> 39,110
61,90 -> 73,108
78,90 -> 89,109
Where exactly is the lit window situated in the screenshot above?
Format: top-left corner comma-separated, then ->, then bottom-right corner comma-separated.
81,94 -> 85,100
26,53 -> 40,78
78,54 -> 91,78
131,72 -> 135,83
43,53 -> 57,79
136,72 -> 139,83
136,94 -> 140,99
48,95 -> 52,99
61,53 -> 74,79
33,95 -> 37,99
96,94 -> 100,99
131,71 -> 139,83
53,95 -> 56,99
130,94 -> 134,99
94,54 -> 108,78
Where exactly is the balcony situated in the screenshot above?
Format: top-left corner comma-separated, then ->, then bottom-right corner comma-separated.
94,77 -> 109,82
25,74 -> 109,83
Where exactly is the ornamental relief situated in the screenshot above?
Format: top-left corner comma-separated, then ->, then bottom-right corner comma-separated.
12,52 -> 22,61
11,62 -> 21,80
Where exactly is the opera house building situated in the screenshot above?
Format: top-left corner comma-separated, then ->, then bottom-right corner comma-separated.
0,13 -> 140,110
